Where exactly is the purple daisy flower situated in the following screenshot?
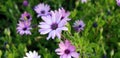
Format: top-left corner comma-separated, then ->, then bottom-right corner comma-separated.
23,0 -> 28,6
34,3 -> 50,17
55,40 -> 79,58
38,11 -> 68,40
58,8 -> 71,21
17,21 -> 32,35
20,11 -> 32,21
116,0 -> 120,6
73,20 -> 85,32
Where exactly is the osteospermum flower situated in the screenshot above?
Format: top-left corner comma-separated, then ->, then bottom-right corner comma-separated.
34,3 -> 50,17
73,20 -> 85,32
58,8 -> 71,21
38,11 -> 68,40
116,0 -> 120,6
24,51 -> 41,58
55,40 -> 79,58
20,11 -> 32,21
17,21 -> 32,35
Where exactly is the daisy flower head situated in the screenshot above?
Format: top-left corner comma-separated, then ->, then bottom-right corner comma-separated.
116,0 -> 120,6
73,20 -> 85,32
24,51 -> 41,58
34,3 -> 50,17
58,7 -> 71,21
17,21 -> 32,35
55,40 -> 79,58
20,11 -> 32,21
38,11 -> 68,40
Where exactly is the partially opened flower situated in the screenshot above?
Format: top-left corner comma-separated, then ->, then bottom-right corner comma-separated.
24,51 -> 41,58
17,21 -> 32,35
116,0 -> 120,6
73,20 -> 85,32
23,0 -> 28,6
38,11 -> 68,40
34,3 -> 50,17
55,40 -> 79,58
20,11 -> 32,21
58,8 -> 71,21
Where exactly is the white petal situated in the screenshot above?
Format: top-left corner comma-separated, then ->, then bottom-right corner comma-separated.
23,57 -> 27,58
56,29 -> 62,39
70,52 -> 79,58
62,54 -> 67,58
25,31 -> 31,35
55,48 -> 64,55
67,55 -> 72,58
51,11 -> 56,23
38,24 -> 50,29
61,27 -> 68,31
41,16 -> 52,24
55,11 -> 62,23
46,31 -> 52,40
20,31 -> 24,35
39,22 -> 47,25
26,53 -> 30,57
51,30 -> 56,39
58,20 -> 67,27
39,29 -> 51,34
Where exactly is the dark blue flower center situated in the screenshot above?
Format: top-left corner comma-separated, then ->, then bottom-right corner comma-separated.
51,23 -> 58,30
64,49 -> 70,54
61,16 -> 64,19
78,25 -> 82,28
41,10 -> 45,14
26,15 -> 30,19
23,27 -> 27,31
93,22 -> 98,28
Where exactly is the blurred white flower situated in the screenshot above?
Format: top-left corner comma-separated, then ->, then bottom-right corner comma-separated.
81,0 -> 87,3
24,51 -> 41,58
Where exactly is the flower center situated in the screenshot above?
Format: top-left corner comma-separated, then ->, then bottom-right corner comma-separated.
64,49 -> 70,54
41,10 -> 45,14
61,16 -> 64,19
51,23 -> 58,30
26,15 -> 30,19
78,25 -> 82,28
23,27 -> 27,31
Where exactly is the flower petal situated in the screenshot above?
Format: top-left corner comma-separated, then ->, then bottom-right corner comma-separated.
70,52 -> 79,58
56,29 -> 62,39
62,54 -> 67,58
46,31 -> 52,40
51,30 -> 56,39
51,11 -> 56,23
39,29 -> 51,34
41,15 -> 52,24
61,27 -> 68,31
58,20 -> 67,27
68,46 -> 75,52
67,55 -> 72,58
59,41 -> 66,50
38,24 -> 50,29
55,48 -> 64,55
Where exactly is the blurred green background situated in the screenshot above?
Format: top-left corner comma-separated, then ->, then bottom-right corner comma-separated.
0,0 -> 120,58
